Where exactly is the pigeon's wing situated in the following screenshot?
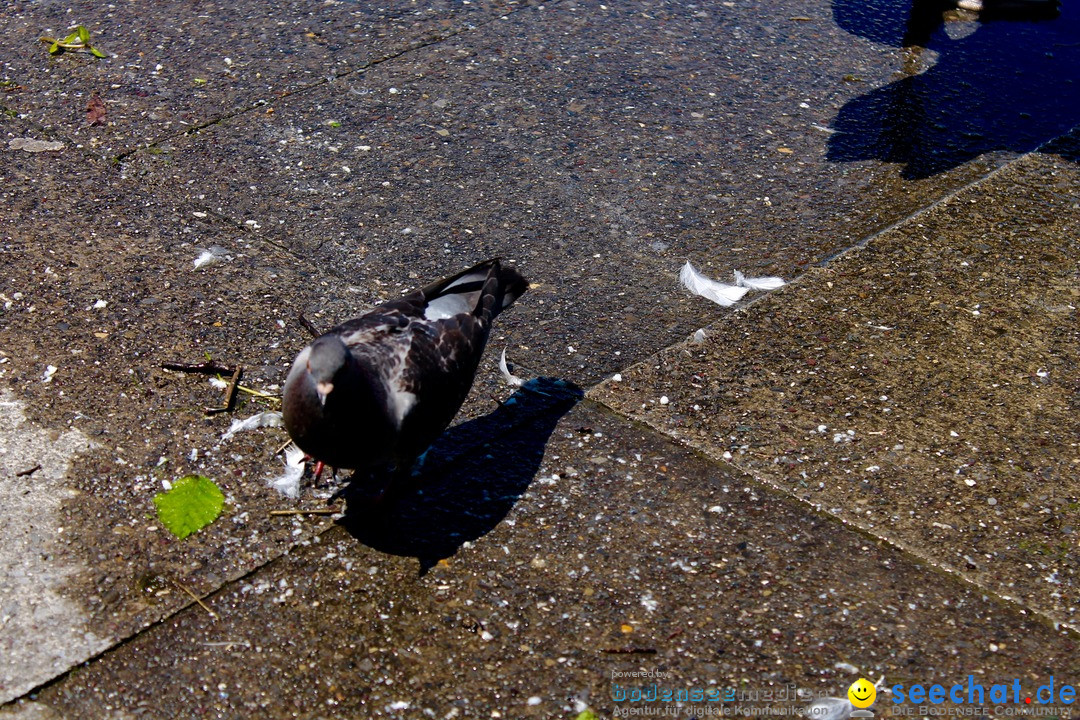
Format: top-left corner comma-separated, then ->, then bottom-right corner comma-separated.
330,259 -> 527,466
328,296 -> 422,432
419,258 -> 528,323
390,310 -> 491,464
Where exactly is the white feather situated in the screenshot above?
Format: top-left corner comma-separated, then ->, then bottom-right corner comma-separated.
499,348 -> 525,387
423,268 -> 489,320
221,410 -> 284,440
734,269 -> 786,290
679,262 -> 748,307
383,345 -> 418,425
193,246 -> 231,269
388,387 -> 417,425
269,443 -> 306,498
423,293 -> 472,321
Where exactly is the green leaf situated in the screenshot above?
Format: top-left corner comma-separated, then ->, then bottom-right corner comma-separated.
77,25 -> 90,44
90,46 -> 107,58
575,712 -> 600,720
62,29 -> 82,44
49,41 -> 60,54
153,474 -> 224,539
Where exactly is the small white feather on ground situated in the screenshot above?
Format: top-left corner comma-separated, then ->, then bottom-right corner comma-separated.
499,347 -> 525,387
193,246 -> 231,269
734,269 -> 786,290
679,262 -> 749,307
269,444 -> 306,498
220,411 -> 284,440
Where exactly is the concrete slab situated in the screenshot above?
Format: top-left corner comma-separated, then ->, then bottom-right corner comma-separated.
0,126 -> 553,701
114,0 -> 1080,384
9,403 -> 1078,718
0,389 -> 106,702
592,138 -> 1080,627
0,0 -> 540,158
1,0 -> 1077,713
0,135 -> 300,699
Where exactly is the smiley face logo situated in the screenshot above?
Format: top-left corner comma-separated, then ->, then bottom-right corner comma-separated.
848,678 -> 877,709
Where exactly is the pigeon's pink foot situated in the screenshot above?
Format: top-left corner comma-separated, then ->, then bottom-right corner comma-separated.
299,454 -> 327,482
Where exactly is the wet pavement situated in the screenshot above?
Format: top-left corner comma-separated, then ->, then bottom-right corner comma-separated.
8,403 -> 1080,718
1,0 -> 1079,717
593,136 -> 1080,627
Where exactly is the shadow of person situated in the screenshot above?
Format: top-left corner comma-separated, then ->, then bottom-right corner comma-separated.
828,0 -> 1080,179
336,377 -> 583,574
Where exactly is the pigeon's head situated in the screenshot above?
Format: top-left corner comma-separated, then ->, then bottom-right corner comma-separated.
306,334 -> 349,405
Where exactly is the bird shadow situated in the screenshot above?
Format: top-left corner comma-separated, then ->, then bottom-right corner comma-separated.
828,0 -> 1080,179
335,377 -> 584,574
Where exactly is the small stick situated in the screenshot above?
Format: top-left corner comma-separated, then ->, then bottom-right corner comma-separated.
15,464 -> 42,477
237,385 -> 281,402
223,365 -> 243,409
162,361 -> 236,375
298,314 -> 322,338
602,647 -> 657,655
174,580 -> 218,619
269,508 -> 341,516
205,366 -> 242,416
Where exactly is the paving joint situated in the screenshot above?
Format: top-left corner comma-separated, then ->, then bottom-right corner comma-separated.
584,397 -> 1080,638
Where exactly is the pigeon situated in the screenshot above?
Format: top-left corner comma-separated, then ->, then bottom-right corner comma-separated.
282,258 -> 528,474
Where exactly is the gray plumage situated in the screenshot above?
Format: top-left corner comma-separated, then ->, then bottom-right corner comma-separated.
282,258 -> 528,471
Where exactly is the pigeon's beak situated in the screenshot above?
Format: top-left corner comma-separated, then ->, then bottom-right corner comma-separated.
315,381 -> 334,405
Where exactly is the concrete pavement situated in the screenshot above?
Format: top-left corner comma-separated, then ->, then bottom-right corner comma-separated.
1,0 -> 1077,717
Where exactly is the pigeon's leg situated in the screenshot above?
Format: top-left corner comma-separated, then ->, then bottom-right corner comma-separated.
295,453 -> 327,482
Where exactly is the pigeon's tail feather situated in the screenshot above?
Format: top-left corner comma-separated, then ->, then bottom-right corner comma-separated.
492,261 -> 528,314
421,258 -> 527,322
474,259 -> 528,321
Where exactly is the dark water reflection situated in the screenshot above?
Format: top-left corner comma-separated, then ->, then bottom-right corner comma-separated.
829,0 -> 1080,178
